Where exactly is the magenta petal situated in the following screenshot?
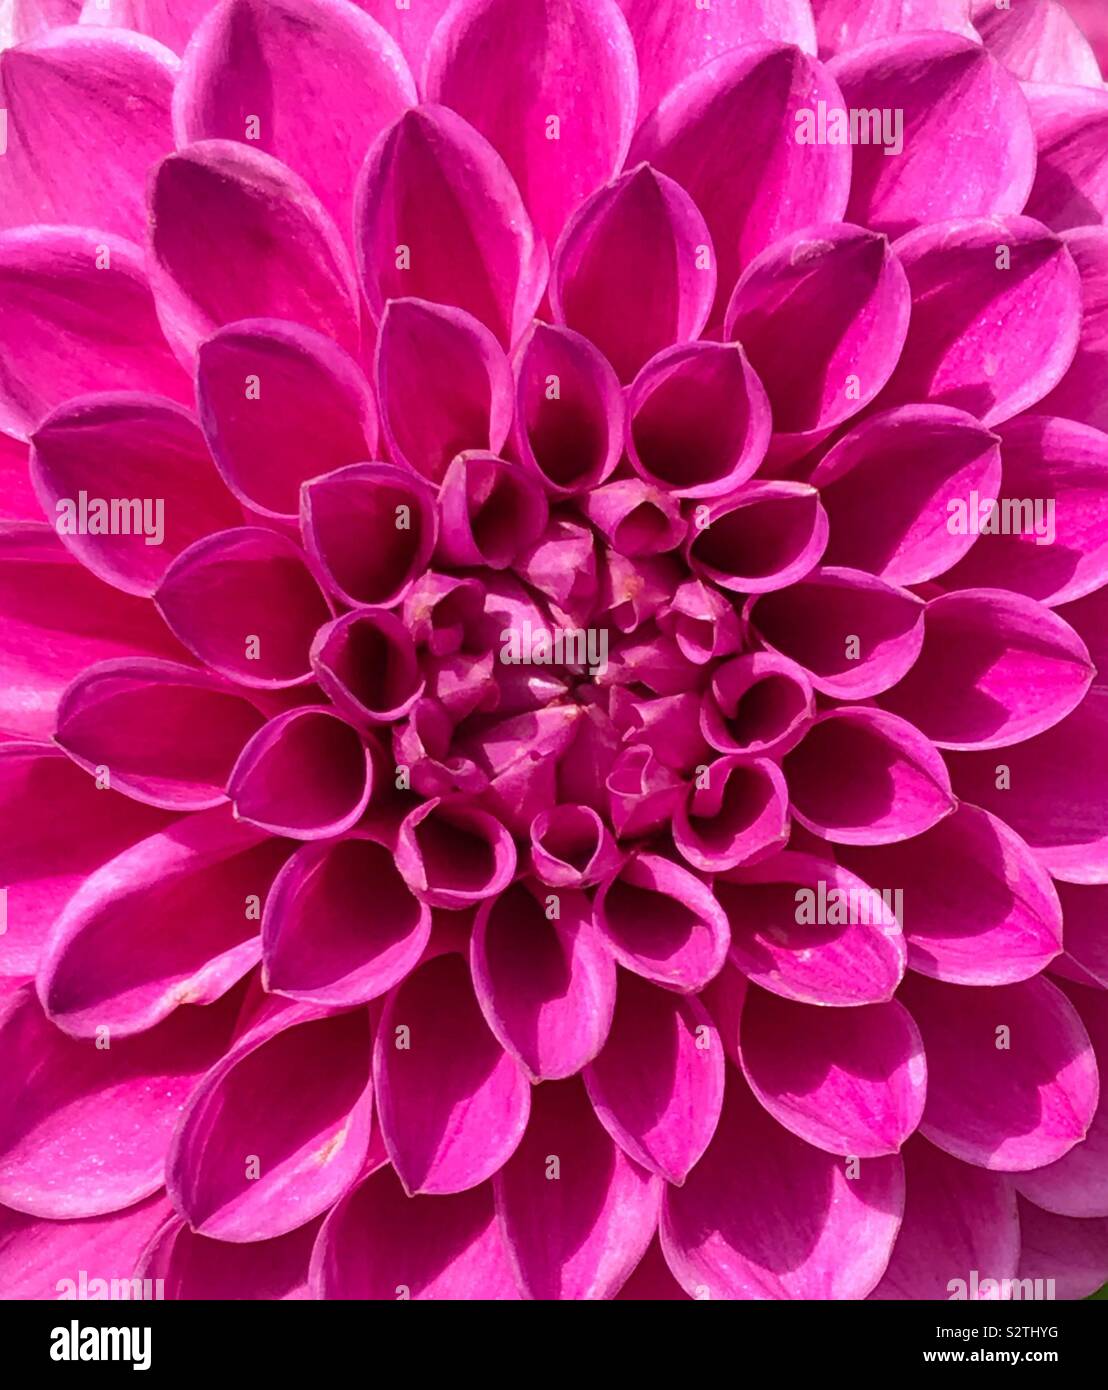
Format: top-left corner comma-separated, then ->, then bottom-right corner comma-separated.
594,852 -> 729,992
424,0 -> 638,249
471,881 -> 616,1081
947,687 -> 1108,883
785,706 -> 955,844
77,0 -> 216,53
584,971 -> 724,1183
197,319 -> 378,520
155,527 -> 331,688
551,164 -> 715,383
0,982 -> 238,1217
686,482 -> 829,592
605,743 -> 685,839
898,971 -> 1098,1171
719,851 -> 906,1005
942,415 -> 1108,606
627,341 -> 771,498
837,804 -> 1063,986
311,1167 -> 519,1299
1055,881 -> 1108,989
37,808 -> 286,1037
1039,228 -> 1108,432
167,1000 -> 373,1241
1024,82 -> 1108,233
975,0 -> 1102,86
701,651 -> 815,759
741,987 -> 925,1157
437,451 -> 549,570
630,43 -> 852,322
355,0 -> 453,78
673,755 -> 789,874
229,707 -> 372,840
357,103 -> 546,348
812,405 -> 1002,584
54,657 -> 264,810
616,1235 -> 690,1301
530,804 -> 623,889
512,322 -> 623,497
748,566 -> 924,698
494,1075 -> 662,1300
581,479 -> 686,558
1016,982 -> 1108,1217
262,832 -> 431,1007
30,392 -> 239,596
0,431 -> 38,520
374,951 -> 529,1195
871,1135 -> 1019,1300
311,610 -> 424,728
175,0 -> 415,243
726,224 -> 910,436
375,298 -> 513,485
830,34 -> 1034,237
147,141 -> 361,365
138,1214 -> 319,1299
812,0 -> 977,56
395,797 -> 516,909
1016,1197 -> 1108,1300
662,1068 -> 904,1299
0,28 -> 176,240
880,215 -> 1082,426
0,1192 -> 173,1300
0,228 -> 188,439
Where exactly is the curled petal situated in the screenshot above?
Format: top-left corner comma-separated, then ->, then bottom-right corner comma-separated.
1025,82 -> 1108,232
262,832 -> 431,1008
580,479 -> 685,558
0,27 -> 177,240
673,755 -> 789,874
374,952 -> 530,1195
551,163 -> 715,383
357,103 -> 546,347
811,404 -> 1002,584
726,224 -> 910,436
748,566 -> 924,698
494,1076 -> 662,1300
661,1068 -> 904,1300
175,0 -> 415,242
659,578 -> 742,665
686,482 -> 829,593
471,881 -> 616,1081
197,319 -> 378,520
0,228 -> 188,440
529,804 -> 623,888
740,987 -> 926,1156
512,322 -> 623,496
424,0 -> 639,248
311,610 -> 424,727
626,341 -> 771,498
396,797 -> 516,909
147,141 -> 361,365
830,34 -> 1035,238
156,527 -> 331,687
437,452 -> 549,570
167,1000 -> 374,1241
375,298 -> 513,484
30,393 -> 238,597
718,851 -> 906,1005
630,43 -> 852,322
701,651 -> 815,758
785,706 -> 956,844
837,804 -> 1063,986
595,852 -> 730,992
515,518 -> 599,626
605,743 -> 684,840
880,215 -> 1082,426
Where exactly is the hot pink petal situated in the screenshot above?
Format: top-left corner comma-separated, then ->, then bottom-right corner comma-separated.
661,1068 -> 904,1299
1016,1196 -> 1108,1298
701,651 -> 815,759
529,804 -> 623,889
975,0 -> 1102,86
147,141 -> 361,365
0,228 -> 188,440
898,971 -> 1098,1170
167,999 -> 373,1241
0,28 -> 176,240
437,451 -> 549,570
424,0 -> 638,249
138,1213 -> 318,1299
718,851 -> 907,1005
471,881 -> 616,1081
880,215 -> 1083,426
1038,228 -> 1108,433
673,755 -> 789,874
581,479 -> 686,558
197,319 -> 378,520
374,951 -> 529,1195
740,987 -> 926,1156
811,0 -> 977,56
1024,82 -> 1108,232
311,1167 -> 519,1299
630,43 -> 852,322
686,482 -> 829,592
262,832 -> 432,1007
357,103 -> 546,348
584,971 -> 724,1183
616,1235 -> 690,1301
812,405 -> 1002,584
786,707 -> 956,844
1054,881 -> 1108,989
155,527 -> 331,688
494,1076 -> 662,1300
375,298 -> 513,484
311,610 -> 424,728
660,578 -> 742,666
395,797 -> 516,910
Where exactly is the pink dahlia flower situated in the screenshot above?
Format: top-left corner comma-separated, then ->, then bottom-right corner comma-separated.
1,0 -> 1108,1303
